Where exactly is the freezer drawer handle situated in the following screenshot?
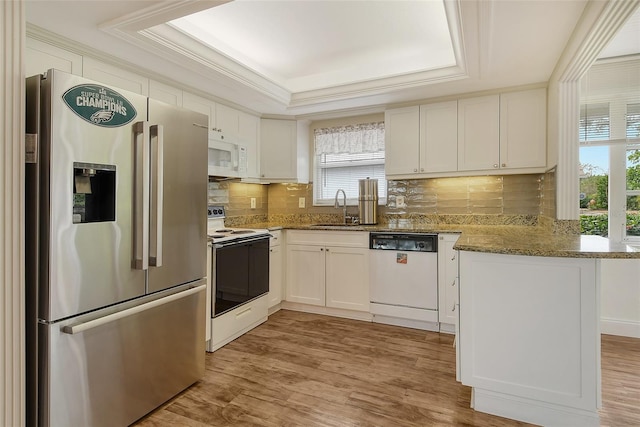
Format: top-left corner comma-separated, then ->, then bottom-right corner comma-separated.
150,124 -> 164,267
61,284 -> 206,335
133,121 -> 150,271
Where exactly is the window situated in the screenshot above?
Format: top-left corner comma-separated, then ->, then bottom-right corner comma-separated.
313,122 -> 386,205
579,102 -> 640,241
580,103 -> 610,141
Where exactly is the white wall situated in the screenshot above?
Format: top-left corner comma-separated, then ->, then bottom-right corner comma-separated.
601,259 -> 640,338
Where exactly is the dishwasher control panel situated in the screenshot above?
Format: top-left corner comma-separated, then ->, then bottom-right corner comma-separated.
369,233 -> 437,252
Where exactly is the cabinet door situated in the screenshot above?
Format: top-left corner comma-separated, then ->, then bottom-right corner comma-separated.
82,57 -> 149,95
260,119 -> 297,180
215,104 -> 240,142
384,106 -> 420,176
285,244 -> 325,306
238,112 -> 260,179
458,95 -> 499,171
149,80 -> 183,106
438,234 -> 459,326
325,246 -> 370,312
500,88 -> 547,169
183,92 -> 215,129
268,244 -> 283,309
420,101 -> 458,173
26,38 -> 82,77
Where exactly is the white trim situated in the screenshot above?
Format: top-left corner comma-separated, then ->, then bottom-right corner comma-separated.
281,301 -> 373,322
472,388 -> 600,427
98,0 -> 469,111
601,318 -> 640,338
1,1 -> 26,425
553,0 -> 639,220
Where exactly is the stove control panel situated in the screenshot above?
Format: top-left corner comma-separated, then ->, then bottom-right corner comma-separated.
207,205 -> 225,219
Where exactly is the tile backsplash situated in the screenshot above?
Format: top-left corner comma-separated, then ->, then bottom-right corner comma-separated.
210,173 -> 554,222
386,174 -> 543,216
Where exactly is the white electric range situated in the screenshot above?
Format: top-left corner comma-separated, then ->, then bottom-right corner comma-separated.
207,205 -> 269,244
206,205 -> 271,353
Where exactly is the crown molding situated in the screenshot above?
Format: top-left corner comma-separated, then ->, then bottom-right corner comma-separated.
98,0 -> 468,113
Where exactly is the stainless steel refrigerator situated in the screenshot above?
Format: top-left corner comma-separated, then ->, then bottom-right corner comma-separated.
25,69 -> 208,427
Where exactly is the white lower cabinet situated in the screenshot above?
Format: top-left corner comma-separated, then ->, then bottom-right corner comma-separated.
285,231 -> 369,314
268,230 -> 283,311
458,251 -> 601,426
437,234 -> 459,333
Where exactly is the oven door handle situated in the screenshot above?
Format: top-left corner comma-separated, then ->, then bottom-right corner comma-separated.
214,234 -> 272,249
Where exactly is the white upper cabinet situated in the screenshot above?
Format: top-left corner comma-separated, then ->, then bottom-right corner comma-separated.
149,80 -> 183,106
385,101 -> 458,177
386,89 -> 547,178
82,57 -> 149,95
457,95 -> 500,171
215,103 -> 240,142
384,106 -> 420,176
421,101 -> 458,173
499,88 -> 547,170
260,118 -> 309,183
182,92 -> 216,130
26,38 -> 82,77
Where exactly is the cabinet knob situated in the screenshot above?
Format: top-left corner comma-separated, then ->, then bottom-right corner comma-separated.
413,168 -> 418,172
502,163 -> 506,167
320,248 -> 324,251
493,164 -> 498,168
420,168 -> 424,172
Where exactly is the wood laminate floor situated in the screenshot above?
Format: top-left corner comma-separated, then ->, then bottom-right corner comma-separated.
135,310 -> 640,426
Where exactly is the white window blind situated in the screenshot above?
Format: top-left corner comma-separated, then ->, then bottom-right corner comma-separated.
313,122 -> 386,205
627,103 -> 640,138
580,103 -> 610,142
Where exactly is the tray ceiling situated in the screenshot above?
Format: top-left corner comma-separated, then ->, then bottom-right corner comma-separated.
25,0 -> 616,118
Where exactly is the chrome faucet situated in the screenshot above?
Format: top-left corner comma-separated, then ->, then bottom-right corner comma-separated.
334,189 -> 347,224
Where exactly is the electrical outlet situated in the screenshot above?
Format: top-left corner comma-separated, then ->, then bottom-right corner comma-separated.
250,198 -> 256,209
298,197 -> 306,208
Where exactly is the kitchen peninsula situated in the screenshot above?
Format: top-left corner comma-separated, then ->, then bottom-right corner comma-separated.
454,230 -> 639,427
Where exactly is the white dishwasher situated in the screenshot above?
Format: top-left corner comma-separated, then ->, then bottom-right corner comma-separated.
369,232 -> 439,331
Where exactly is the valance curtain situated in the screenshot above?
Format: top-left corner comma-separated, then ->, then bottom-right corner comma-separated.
314,122 -> 385,154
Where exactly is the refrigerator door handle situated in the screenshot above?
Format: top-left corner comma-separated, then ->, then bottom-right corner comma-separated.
150,124 -> 164,267
133,121 -> 150,271
61,284 -> 206,335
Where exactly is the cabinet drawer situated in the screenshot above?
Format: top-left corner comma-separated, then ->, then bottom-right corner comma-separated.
210,296 -> 268,348
286,230 -> 368,247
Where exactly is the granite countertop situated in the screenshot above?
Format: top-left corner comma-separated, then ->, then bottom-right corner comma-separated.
241,221 -> 640,259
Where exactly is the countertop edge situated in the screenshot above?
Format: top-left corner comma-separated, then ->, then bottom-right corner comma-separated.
240,222 -> 640,259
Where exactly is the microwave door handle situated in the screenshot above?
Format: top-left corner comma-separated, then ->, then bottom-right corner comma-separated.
133,121 -> 150,271
150,124 -> 163,267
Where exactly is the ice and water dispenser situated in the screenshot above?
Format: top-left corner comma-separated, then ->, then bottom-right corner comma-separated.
72,162 -> 116,223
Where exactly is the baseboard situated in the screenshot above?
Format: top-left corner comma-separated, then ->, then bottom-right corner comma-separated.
280,301 -> 373,322
601,318 -> 640,338
472,388 -> 600,427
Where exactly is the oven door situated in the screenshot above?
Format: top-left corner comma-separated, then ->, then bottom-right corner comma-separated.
213,235 -> 269,317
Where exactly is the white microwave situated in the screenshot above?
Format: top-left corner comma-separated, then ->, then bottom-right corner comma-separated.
208,134 -> 247,178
